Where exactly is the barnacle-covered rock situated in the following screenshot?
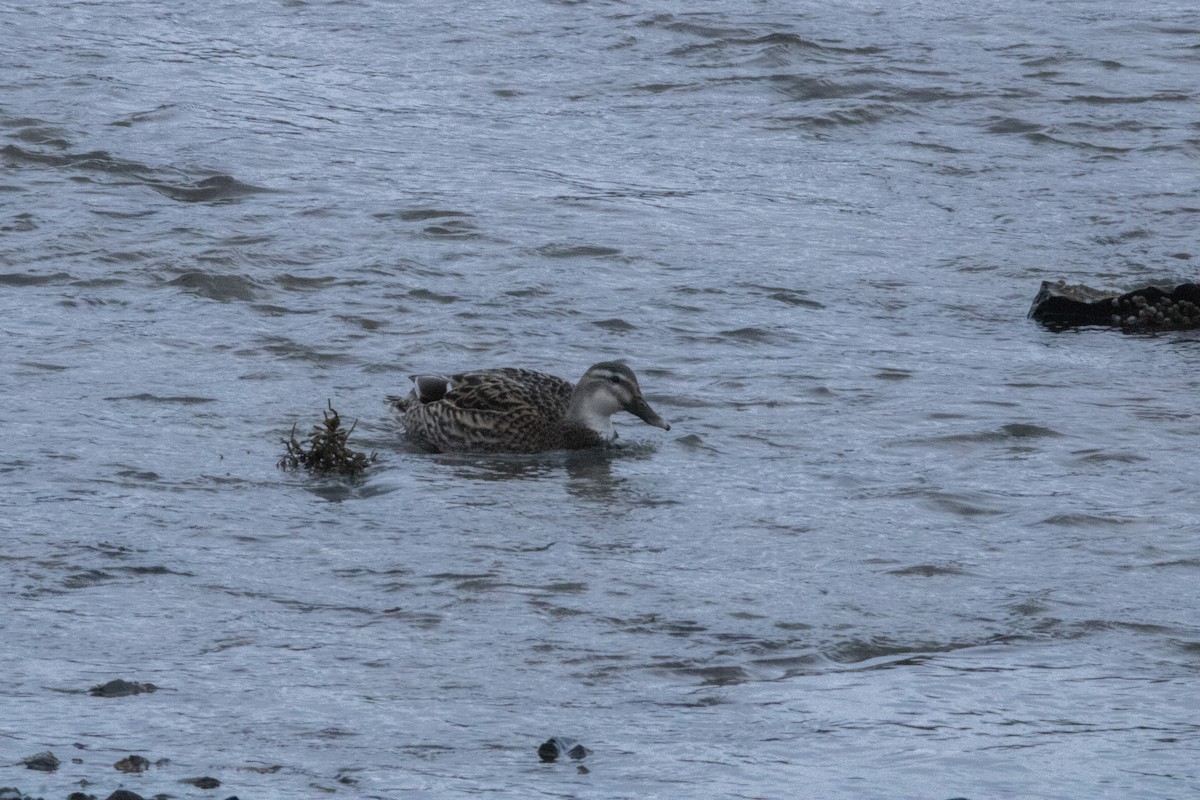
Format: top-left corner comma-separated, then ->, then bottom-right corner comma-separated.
1029,281 -> 1200,331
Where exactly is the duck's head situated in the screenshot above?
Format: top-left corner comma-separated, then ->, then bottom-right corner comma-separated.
569,361 -> 671,439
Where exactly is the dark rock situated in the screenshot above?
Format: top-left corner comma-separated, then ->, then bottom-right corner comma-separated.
1029,280 -> 1200,331
67,793 -> 94,800
89,680 -> 158,698
21,751 -> 60,772
181,777 -> 220,789
113,755 -> 151,774
1,788 -> 45,800
103,792 -> 145,800
537,737 -> 589,762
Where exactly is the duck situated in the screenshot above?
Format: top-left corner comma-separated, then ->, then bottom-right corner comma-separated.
388,361 -> 671,453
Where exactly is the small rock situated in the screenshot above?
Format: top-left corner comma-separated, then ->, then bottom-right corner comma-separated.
103,792 -> 145,800
537,737 -> 589,762
113,755 -> 151,774
22,751 -> 60,772
89,680 -> 158,698
1,788 -> 45,800
181,777 -> 220,789
66,793 -> 94,800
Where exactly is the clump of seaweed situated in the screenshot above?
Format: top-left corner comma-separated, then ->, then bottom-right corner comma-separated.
279,401 -> 376,476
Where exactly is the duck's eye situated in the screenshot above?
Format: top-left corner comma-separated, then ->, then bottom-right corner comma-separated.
609,375 -> 622,384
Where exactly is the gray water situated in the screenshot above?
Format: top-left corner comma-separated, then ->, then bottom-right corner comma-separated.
4,1 -> 1200,797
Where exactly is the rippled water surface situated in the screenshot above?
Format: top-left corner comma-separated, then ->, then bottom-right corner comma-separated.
4,1 -> 1200,797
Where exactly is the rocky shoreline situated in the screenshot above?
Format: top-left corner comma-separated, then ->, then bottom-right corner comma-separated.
9,681 -> 237,800
10,698 -> 588,799
3,786 -> 232,800
7,755 -> 233,800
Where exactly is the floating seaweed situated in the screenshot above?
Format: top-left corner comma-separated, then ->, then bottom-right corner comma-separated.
279,401 -> 376,476
1029,280 -> 1200,332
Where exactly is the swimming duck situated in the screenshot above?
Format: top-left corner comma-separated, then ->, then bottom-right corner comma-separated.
388,361 -> 670,453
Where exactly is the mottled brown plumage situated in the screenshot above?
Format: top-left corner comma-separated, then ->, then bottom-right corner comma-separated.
388,362 -> 670,453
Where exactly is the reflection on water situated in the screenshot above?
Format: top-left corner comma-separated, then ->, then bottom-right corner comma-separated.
564,449 -> 627,502
413,445 -> 672,506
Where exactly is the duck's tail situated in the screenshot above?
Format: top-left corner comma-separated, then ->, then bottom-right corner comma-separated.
410,374 -> 452,402
388,374 -> 452,413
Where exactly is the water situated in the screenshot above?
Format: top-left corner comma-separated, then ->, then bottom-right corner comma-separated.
3,1 -> 1199,797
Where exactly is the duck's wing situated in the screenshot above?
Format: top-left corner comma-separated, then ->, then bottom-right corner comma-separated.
391,368 -> 575,453
442,368 -> 572,415
388,368 -> 557,414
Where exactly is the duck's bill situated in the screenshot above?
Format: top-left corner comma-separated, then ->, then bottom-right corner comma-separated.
626,397 -> 671,431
